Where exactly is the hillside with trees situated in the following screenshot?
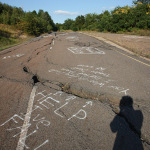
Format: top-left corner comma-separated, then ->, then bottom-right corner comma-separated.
61,0 -> 150,34
0,2 -> 57,36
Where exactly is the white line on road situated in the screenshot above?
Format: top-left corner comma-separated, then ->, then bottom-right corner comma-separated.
16,86 -> 37,150
34,140 -> 49,150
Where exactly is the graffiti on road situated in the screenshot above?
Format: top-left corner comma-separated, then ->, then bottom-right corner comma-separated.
2,54 -> 24,60
0,89 -> 93,150
49,65 -> 129,95
68,47 -> 105,54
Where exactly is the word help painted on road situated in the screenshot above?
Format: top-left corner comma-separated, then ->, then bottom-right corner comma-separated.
0,89 -> 93,150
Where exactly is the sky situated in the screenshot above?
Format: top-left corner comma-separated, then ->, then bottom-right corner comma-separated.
1,0 -> 134,24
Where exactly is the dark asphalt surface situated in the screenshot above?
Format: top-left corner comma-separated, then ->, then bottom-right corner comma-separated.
0,32 -> 150,150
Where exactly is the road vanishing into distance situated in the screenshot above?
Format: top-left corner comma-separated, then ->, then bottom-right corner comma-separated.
0,32 -> 150,150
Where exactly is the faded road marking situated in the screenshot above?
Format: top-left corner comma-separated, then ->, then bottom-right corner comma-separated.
68,47 -> 105,55
2,54 -> 24,60
87,34 -> 150,67
16,86 -> 37,150
113,49 -> 150,67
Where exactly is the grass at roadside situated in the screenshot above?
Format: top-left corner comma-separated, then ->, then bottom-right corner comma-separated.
0,24 -> 33,51
0,35 -> 33,51
105,37 -> 150,59
117,29 -> 150,36
82,31 -> 150,59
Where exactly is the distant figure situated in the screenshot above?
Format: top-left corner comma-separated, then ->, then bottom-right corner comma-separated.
110,96 -> 143,150
55,33 -> 56,36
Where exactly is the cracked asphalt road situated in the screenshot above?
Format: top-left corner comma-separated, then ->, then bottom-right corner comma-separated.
0,32 -> 150,150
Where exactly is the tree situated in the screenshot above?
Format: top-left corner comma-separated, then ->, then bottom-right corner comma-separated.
11,8 -> 22,25
63,19 -> 74,30
47,24 -> 53,32
0,2 -> 57,35
2,11 -> 11,24
55,23 -> 63,31
75,15 -> 85,30
84,13 -> 100,30
133,0 -> 150,4
37,10 -> 56,32
98,11 -> 112,32
0,2 -> 3,14
61,3 -> 150,32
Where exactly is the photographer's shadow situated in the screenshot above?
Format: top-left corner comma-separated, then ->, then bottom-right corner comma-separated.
110,96 -> 143,150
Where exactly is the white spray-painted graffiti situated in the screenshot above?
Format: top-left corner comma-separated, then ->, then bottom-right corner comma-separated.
68,47 -> 105,54
59,33 -> 68,36
48,65 -> 129,95
66,36 -> 79,42
43,34 -> 52,38
0,89 -> 92,149
2,54 -> 24,60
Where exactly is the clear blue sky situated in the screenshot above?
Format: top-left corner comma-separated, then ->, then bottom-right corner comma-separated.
1,0 -> 133,23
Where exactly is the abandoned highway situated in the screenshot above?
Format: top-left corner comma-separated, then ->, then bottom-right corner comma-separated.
0,32 -> 150,150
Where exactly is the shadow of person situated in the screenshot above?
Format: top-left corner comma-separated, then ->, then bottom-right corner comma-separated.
110,96 -> 143,150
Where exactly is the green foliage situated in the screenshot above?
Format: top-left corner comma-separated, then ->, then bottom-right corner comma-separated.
0,2 -> 57,36
62,19 -> 75,30
133,0 -> 150,4
75,15 -> 85,30
62,2 -> 150,33
0,29 -> 11,37
84,13 -> 100,31
0,29 -> 21,50
0,35 -> 16,48
55,23 -> 63,31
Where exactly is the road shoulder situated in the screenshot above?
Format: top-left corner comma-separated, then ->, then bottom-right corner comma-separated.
81,31 -> 150,63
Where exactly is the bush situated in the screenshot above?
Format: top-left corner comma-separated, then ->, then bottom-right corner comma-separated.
62,2 -> 150,33
0,2 -> 57,36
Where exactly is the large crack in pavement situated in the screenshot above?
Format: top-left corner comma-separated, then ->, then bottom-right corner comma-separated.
2,66 -> 150,148
0,75 -> 31,85
57,82 -> 150,146
22,33 -> 150,146
21,65 -> 150,146
1,32 -> 150,149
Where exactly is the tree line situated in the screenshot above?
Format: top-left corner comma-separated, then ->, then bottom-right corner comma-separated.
59,0 -> 150,33
0,2 -> 57,36
0,1 -> 150,35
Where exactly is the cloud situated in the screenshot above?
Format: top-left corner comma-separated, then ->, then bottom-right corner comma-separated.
102,6 -> 115,11
54,10 -> 79,16
102,7 -> 107,10
109,6 -> 115,10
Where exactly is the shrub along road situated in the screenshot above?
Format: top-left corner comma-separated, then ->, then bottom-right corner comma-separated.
0,32 -> 150,150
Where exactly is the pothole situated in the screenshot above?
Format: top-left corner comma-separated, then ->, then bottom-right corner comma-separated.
23,66 -> 29,73
32,75 -> 40,85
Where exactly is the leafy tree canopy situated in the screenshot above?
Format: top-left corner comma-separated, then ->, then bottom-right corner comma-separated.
61,2 -> 150,33
0,2 -> 57,36
133,0 -> 150,4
